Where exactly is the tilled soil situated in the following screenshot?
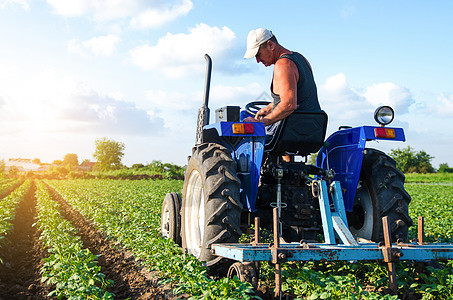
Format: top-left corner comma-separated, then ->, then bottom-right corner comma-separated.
0,182 -> 179,299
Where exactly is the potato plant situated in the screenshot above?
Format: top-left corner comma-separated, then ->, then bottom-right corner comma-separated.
0,179 -> 31,262
0,178 -> 22,198
47,179 -> 259,300
35,181 -> 114,299
33,177 -> 453,299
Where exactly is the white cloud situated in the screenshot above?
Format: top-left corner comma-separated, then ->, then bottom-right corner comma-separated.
130,23 -> 236,78
318,73 -> 415,132
319,73 -> 369,124
210,83 -> 265,108
68,35 -> 121,57
130,0 -> 193,29
363,82 -> 413,114
46,0 -> 90,16
46,0 -> 193,27
430,93 -> 453,117
0,0 -> 29,10
0,66 -> 164,136
141,82 -> 264,134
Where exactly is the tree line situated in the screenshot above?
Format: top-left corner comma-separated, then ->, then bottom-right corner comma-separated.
1,139 -> 451,177
389,146 -> 452,174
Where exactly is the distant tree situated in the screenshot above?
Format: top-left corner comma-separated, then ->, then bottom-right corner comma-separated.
132,163 -> 145,169
389,146 -> 435,173
32,158 -> 42,165
63,153 -> 79,167
0,159 -> 5,174
93,138 -> 125,171
52,159 -> 63,166
438,163 -> 453,173
146,160 -> 185,179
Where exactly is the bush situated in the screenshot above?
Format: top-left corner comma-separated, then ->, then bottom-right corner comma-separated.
438,163 -> 453,173
389,146 -> 435,173
131,163 -> 145,169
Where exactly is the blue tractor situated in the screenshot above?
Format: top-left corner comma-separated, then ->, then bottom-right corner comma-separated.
160,55 -> 412,274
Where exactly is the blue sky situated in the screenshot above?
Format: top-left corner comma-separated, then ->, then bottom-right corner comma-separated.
0,0 -> 452,168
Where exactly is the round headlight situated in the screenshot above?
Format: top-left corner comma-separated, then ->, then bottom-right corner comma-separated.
374,106 -> 394,126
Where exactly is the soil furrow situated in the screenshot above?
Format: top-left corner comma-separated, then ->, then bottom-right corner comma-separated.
46,184 -> 179,299
0,181 -> 50,300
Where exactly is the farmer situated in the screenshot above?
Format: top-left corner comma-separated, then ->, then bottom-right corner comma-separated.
242,28 -> 321,136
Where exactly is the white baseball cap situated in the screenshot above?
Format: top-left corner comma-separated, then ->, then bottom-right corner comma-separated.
243,28 -> 273,59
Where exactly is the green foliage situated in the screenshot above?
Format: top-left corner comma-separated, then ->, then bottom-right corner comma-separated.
47,179 -> 258,299
144,160 -> 185,179
0,178 -> 22,198
409,263 -> 453,300
389,146 -> 435,173
438,163 -> 453,173
282,261 -> 398,299
405,172 -> 453,183
131,163 -> 145,169
92,161 -> 185,180
0,180 -> 31,263
52,159 -> 63,166
8,165 -> 19,177
93,137 -> 125,171
406,183 -> 453,243
40,177 -> 453,299
35,181 -> 114,299
63,153 -> 79,167
0,159 -> 5,174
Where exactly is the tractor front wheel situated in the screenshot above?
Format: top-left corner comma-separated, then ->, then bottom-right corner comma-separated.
181,143 -> 242,273
161,192 -> 182,246
348,148 -> 413,242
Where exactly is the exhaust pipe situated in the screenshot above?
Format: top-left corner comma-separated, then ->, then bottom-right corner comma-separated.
195,54 -> 212,146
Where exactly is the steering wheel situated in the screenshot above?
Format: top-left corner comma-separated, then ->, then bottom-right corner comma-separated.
245,100 -> 271,117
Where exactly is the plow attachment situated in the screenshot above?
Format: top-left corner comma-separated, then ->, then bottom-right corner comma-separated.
212,178 -> 453,298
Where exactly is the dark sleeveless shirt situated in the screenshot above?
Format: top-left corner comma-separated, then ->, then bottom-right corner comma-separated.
270,52 -> 321,112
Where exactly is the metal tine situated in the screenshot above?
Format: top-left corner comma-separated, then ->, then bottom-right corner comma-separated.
273,207 -> 282,299
418,216 -> 425,245
382,216 -> 397,294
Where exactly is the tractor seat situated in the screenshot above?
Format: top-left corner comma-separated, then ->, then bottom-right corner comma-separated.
265,110 -> 328,157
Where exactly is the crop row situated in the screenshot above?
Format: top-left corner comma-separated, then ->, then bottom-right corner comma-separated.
0,179 -> 32,262
0,178 -> 22,198
43,179 -> 453,299
35,181 -> 114,299
46,180 -> 453,299
47,179 -> 258,299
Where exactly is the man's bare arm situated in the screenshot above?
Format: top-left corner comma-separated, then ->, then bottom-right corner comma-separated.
258,58 -> 298,126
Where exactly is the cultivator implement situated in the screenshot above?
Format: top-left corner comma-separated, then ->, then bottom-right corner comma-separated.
212,178 -> 453,298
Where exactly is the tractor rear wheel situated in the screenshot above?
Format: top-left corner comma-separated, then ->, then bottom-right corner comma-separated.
348,148 -> 412,242
181,143 -> 242,273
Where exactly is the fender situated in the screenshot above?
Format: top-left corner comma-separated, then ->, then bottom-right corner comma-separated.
203,122 -> 266,212
316,126 -> 405,211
